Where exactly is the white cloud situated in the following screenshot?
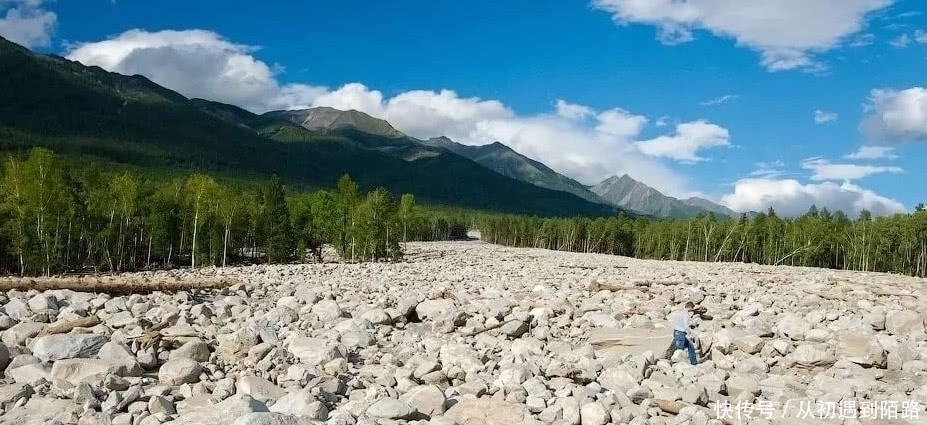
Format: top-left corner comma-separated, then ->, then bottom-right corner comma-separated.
700,94 -> 737,106
722,178 -> 906,217
555,100 -> 594,120
813,109 -> 838,124
890,33 -> 911,47
633,121 -> 731,162
66,29 -> 326,112
655,115 -> 670,127
594,108 -> 648,138
750,160 -> 786,178
860,87 -> 927,143
0,0 -> 56,48
916,29 -> 927,43
310,84 -> 694,194
65,29 -> 735,196
591,0 -> 893,71
800,158 -> 902,181
845,146 -> 897,160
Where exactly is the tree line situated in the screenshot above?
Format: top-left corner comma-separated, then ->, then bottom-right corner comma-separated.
0,148 -> 467,276
476,205 -> 927,277
5,147 -> 926,278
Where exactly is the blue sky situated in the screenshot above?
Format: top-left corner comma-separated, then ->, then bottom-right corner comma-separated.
3,0 -> 927,216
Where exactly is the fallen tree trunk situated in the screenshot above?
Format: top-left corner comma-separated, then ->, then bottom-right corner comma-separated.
38,316 -> 102,336
0,276 -> 236,295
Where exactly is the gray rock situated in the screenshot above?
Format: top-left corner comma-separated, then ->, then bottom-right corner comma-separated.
32,333 -> 107,362
837,331 -> 886,368
270,390 -> 329,420
231,412 -> 321,425
285,336 -> 344,365
236,374 -> 287,404
50,358 -> 113,385
170,340 -> 211,362
580,402 -> 608,425
158,358 -> 202,385
169,394 -> 269,425
98,341 -> 143,377
2,322 -> 46,346
148,395 -> 176,415
400,385 -> 446,417
0,383 -> 34,410
8,362 -> 49,385
28,293 -> 58,314
311,300 -> 344,322
886,310 -> 924,335
0,342 -> 10,370
366,398 -> 417,420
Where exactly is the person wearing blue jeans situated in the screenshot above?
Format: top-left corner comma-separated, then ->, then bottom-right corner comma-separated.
669,302 -> 699,365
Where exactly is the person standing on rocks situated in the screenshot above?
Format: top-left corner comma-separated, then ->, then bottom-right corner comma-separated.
669,302 -> 699,365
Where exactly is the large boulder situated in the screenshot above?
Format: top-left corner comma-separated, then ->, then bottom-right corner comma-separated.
270,390 -> 329,420
98,341 -> 143,376
837,331 -> 886,368
50,359 -> 113,385
445,399 -> 536,425
32,333 -> 107,362
885,310 -> 924,336
788,344 -> 835,368
236,374 -> 287,404
587,328 -> 672,364
158,358 -> 202,385
414,299 -> 458,321
400,385 -> 447,417
365,398 -> 417,420
230,413 -> 321,425
167,394 -> 269,425
285,336 -> 345,365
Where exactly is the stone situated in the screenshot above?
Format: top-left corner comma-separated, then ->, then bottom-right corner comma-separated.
311,300 -> 344,322
50,359 -> 113,385
445,399 -> 532,425
98,341 -> 143,377
400,385 -> 446,417
0,383 -> 34,410
886,310 -> 924,335
237,374 -> 287,404
170,340 -> 211,362
361,309 -> 392,325
1,322 -> 45,346
158,358 -> 202,385
580,402 -> 609,425
28,293 -> 58,314
365,398 -> 417,420
587,327 -> 672,362
32,333 -> 107,362
500,320 -> 529,338
598,365 -> 641,393
837,331 -> 886,368
285,336 -> 344,365
415,299 -> 457,321
270,390 -> 329,420
148,395 -> 176,415
8,362 -> 49,385
231,412 -> 320,425
788,344 -> 836,368
0,342 -> 9,370
168,394 -> 269,425
733,335 -> 765,355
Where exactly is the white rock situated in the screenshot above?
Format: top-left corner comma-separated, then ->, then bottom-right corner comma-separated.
366,398 -> 416,420
231,412 -> 320,425
32,333 -> 107,362
400,385 -> 446,417
237,374 -> 287,404
270,390 -> 329,420
158,358 -> 202,385
580,402 -> 608,425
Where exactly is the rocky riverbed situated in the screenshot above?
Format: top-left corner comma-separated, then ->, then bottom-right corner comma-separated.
0,241 -> 925,425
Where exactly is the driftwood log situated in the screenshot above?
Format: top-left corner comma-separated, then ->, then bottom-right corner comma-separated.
0,277 -> 235,295
37,316 -> 102,336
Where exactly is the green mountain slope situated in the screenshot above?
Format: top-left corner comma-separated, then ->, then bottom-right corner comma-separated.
422,137 -> 603,203
591,175 -> 736,218
266,107 -> 406,139
0,36 -> 615,217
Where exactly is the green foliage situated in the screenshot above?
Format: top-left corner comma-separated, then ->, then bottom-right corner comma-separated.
262,175 -> 295,263
476,206 -> 927,277
0,148 -> 418,275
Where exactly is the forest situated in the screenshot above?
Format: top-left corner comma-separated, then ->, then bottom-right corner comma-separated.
0,148 -> 467,276
2,147 -> 926,277
476,205 -> 927,277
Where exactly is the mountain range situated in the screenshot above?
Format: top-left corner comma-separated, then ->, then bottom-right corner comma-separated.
0,35 -> 735,219
591,175 -> 738,218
